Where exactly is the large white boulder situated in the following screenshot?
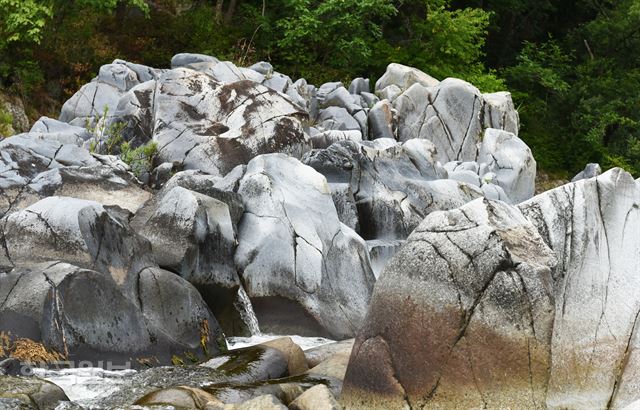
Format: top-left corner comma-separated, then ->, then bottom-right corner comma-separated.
233,154 -> 376,339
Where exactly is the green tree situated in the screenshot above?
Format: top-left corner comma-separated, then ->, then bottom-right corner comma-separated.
273,0 -> 397,82
373,0 -> 503,91
0,0 -> 52,52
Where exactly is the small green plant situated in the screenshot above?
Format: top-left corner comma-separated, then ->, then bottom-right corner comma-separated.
87,106 -> 158,178
120,140 -> 158,178
0,107 -> 13,138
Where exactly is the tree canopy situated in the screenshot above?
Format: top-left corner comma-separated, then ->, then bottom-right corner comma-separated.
1,0 -> 639,176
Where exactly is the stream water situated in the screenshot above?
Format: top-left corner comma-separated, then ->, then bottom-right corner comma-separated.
34,335 -> 335,404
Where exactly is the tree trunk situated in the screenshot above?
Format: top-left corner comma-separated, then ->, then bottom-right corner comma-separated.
223,0 -> 238,25
214,0 -> 224,24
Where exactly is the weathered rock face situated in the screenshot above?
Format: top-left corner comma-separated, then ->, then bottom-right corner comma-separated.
59,60 -> 162,127
0,131 -> 149,218
303,139 -> 481,240
375,63 -> 439,96
233,154 -> 376,339
341,198 -> 557,409
392,77 -> 519,164
0,261 -> 225,367
519,168 -> 640,409
0,375 -> 69,409
0,197 -> 150,285
478,128 -> 536,203
113,68 -> 310,176
0,197 -> 225,365
131,172 -> 257,336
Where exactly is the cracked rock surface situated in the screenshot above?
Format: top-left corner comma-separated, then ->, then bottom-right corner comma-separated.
0,197 -> 225,365
232,154 -> 376,339
343,168 -> 640,409
111,68 -> 310,176
519,168 -> 640,409
341,198 -> 556,409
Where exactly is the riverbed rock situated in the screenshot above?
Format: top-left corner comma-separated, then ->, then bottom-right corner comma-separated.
393,78 -> 519,163
478,128 -> 536,203
289,384 -> 341,410
112,68 -> 310,176
303,139 -> 480,240
305,340 -> 355,369
132,183 -> 253,335
0,196 -> 225,365
0,260 -> 225,366
341,198 -> 557,409
519,168 -> 640,409
59,61 -> 159,126
375,63 -> 439,95
571,162 -> 602,182
233,154 -> 375,339
0,197 -> 151,285
29,117 -> 93,145
367,100 -> 395,140
230,395 -> 288,410
135,386 -> 218,408
0,376 -> 69,409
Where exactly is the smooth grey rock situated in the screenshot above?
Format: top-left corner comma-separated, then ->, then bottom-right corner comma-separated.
360,92 -> 379,108
394,78 -> 521,164
448,169 -> 481,187
0,376 -> 69,409
310,130 -> 362,149
377,84 -> 402,102
248,61 -> 274,76
375,63 -> 439,93
329,182 -> 360,232
368,100 -> 395,140
305,339 -> 355,369
320,87 -> 360,114
303,139 -> 480,240
342,198 -> 557,409
60,62 -> 152,126
195,61 -> 265,84
171,53 -> 220,68
23,165 -> 151,214
317,82 -> 344,102
0,260 -> 224,367
232,395 -> 288,410
481,181 -> 511,203
394,79 -> 483,162
571,162 -> 602,182
263,73 -> 291,93
483,91 -> 520,135
349,78 -> 370,95
30,117 -> 93,145
112,59 -> 163,83
316,107 -> 360,132
289,384 -> 340,410
478,128 -> 536,203
132,182 -> 255,336
0,197 -> 151,286
233,154 -> 375,339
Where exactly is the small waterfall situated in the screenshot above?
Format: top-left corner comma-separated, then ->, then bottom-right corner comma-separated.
234,286 -> 261,335
367,239 -> 405,279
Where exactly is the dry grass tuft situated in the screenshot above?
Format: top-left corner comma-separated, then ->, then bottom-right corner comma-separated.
0,331 -> 66,363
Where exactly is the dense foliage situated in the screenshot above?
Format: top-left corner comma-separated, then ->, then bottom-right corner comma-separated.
1,0 -> 639,176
